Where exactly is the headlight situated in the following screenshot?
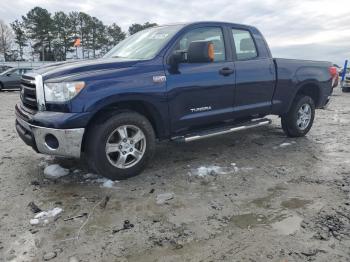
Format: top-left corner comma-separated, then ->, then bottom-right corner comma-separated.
44,82 -> 85,102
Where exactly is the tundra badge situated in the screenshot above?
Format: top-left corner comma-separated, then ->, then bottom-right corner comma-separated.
190,106 -> 212,113
153,75 -> 166,83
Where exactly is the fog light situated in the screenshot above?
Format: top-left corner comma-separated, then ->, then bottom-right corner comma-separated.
45,134 -> 59,149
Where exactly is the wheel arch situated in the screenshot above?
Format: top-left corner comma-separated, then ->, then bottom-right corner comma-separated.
286,81 -> 321,114
81,100 -> 167,152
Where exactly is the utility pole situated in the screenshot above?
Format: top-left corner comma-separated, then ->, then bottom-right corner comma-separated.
42,40 -> 45,61
341,60 -> 348,82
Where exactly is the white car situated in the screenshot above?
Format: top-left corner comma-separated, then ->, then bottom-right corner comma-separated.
341,71 -> 350,92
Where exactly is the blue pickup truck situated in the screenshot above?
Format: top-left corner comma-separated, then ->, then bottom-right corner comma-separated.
15,21 -> 336,180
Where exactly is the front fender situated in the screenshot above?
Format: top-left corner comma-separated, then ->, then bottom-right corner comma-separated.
69,58 -> 170,138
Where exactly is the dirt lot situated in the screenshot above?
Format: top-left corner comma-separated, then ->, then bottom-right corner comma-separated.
1,89 -> 350,262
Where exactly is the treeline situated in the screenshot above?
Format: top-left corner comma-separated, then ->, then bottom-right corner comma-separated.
0,6 -> 157,61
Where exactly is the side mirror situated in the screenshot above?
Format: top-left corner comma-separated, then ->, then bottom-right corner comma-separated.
168,51 -> 185,73
6,73 -> 11,77
169,51 -> 185,65
187,41 -> 214,63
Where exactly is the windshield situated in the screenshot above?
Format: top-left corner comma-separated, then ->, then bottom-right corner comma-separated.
104,25 -> 183,60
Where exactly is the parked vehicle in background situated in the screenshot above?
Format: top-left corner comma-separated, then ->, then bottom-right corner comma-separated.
341,72 -> 350,92
332,74 -> 339,88
0,65 -> 13,73
15,21 -> 335,180
333,64 -> 341,88
0,67 -> 33,91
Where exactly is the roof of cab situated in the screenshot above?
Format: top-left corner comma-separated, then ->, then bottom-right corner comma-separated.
158,21 -> 256,30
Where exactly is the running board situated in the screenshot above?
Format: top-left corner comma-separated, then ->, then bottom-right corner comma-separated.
172,118 -> 272,142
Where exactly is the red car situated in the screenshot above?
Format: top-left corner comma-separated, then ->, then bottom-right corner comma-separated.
332,73 -> 339,88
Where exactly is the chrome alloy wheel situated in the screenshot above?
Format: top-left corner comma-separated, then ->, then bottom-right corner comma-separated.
296,103 -> 312,130
105,125 -> 146,169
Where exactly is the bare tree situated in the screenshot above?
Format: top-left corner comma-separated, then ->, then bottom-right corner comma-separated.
0,20 -> 13,61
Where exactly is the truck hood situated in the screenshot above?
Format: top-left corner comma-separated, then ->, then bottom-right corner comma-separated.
34,58 -> 141,80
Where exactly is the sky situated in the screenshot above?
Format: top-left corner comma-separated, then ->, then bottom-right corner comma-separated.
0,0 -> 349,65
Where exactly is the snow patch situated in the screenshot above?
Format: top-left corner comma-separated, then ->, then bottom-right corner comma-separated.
92,177 -> 117,188
29,218 -> 39,225
280,142 -> 292,147
273,141 -> 296,149
102,179 -> 115,188
156,193 -> 174,204
44,164 -> 69,178
191,164 -> 238,177
30,207 -> 63,226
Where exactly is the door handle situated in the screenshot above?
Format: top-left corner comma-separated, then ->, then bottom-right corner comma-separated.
219,67 -> 234,76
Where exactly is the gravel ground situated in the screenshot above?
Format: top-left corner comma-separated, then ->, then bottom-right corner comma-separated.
0,88 -> 350,262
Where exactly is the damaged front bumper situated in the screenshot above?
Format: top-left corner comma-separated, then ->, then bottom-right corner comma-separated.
15,105 -> 85,158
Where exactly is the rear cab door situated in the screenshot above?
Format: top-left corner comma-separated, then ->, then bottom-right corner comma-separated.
165,23 -> 236,135
229,26 -> 276,117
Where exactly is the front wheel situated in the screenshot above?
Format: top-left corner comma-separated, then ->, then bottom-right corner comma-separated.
85,112 -> 155,180
281,95 -> 315,137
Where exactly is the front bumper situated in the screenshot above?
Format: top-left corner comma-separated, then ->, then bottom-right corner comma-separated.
341,79 -> 350,88
15,109 -> 85,158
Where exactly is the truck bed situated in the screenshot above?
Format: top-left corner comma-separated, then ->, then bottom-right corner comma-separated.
272,58 -> 332,114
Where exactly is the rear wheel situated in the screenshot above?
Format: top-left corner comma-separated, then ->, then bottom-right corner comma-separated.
0,83 -> 3,91
281,95 -> 315,137
85,112 -> 155,180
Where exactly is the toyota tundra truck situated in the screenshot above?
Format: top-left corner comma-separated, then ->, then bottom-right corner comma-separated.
15,21 -> 336,180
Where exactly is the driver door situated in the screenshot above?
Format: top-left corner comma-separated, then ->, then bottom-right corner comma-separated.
165,26 -> 236,135
6,69 -> 22,88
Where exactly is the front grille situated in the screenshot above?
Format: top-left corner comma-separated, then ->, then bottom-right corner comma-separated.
20,75 -> 38,112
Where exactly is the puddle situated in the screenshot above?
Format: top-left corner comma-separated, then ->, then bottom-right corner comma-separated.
251,195 -> 275,208
250,185 -> 287,208
230,212 -> 287,229
281,198 -> 312,209
272,215 -> 303,235
231,212 -> 303,235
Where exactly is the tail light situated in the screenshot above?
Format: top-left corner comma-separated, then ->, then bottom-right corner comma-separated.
329,66 -> 337,78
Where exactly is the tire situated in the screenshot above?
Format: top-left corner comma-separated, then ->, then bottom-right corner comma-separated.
0,83 -> 3,91
85,111 -> 155,180
281,95 -> 315,137
342,87 -> 350,93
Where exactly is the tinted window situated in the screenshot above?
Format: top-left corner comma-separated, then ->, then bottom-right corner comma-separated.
232,29 -> 257,60
0,68 -> 15,75
175,27 -> 226,62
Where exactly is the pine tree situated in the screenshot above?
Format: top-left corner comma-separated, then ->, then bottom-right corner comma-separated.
107,23 -> 126,47
22,7 -> 54,61
10,20 -> 27,60
0,20 -> 13,61
128,22 -> 157,35
52,11 -> 72,61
